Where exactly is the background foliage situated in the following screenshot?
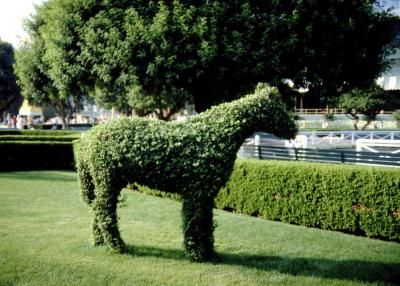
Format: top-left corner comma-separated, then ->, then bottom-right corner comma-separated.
339,85 -> 400,130
0,41 -> 21,119
15,0 -> 398,119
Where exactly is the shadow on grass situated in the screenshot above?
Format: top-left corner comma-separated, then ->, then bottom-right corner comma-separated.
125,244 -> 400,284
0,171 -> 76,183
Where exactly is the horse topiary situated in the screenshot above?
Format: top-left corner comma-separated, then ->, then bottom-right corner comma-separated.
75,84 -> 297,261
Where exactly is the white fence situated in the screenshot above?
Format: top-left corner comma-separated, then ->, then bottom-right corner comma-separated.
356,139 -> 400,154
240,132 -> 400,168
296,131 -> 400,148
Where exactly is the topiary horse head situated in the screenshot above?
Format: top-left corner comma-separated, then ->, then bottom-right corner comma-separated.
75,84 -> 297,261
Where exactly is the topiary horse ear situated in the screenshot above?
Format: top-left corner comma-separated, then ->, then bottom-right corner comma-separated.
254,83 -> 281,100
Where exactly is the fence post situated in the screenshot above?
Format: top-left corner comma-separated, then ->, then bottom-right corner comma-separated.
255,135 -> 261,159
341,152 -> 345,163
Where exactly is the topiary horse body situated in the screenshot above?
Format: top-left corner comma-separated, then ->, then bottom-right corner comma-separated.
76,85 -> 297,261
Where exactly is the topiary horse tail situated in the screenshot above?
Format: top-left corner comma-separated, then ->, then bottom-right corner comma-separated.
74,139 -> 96,206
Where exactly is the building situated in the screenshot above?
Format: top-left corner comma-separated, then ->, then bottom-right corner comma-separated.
379,1 -> 400,90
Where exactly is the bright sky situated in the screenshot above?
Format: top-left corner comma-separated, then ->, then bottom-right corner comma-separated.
384,0 -> 400,14
0,0 -> 45,47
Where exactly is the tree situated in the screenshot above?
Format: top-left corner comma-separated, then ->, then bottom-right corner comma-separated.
0,40 -> 21,120
75,0 -> 400,112
289,0 -> 398,107
339,85 -> 400,130
14,0 -> 85,129
20,0 -> 398,118
24,0 -> 298,117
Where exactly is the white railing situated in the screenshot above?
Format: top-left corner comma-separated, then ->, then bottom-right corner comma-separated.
240,136 -> 400,168
356,139 -> 400,154
295,108 -> 394,115
295,108 -> 346,115
298,131 -> 400,147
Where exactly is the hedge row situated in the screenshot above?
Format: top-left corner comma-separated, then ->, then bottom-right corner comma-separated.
0,141 -> 75,170
138,159 -> 400,242
31,123 -> 93,130
0,130 -> 81,170
0,130 -> 81,136
216,160 -> 400,242
0,135 -> 79,142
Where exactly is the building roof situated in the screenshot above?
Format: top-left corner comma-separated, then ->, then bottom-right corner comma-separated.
19,100 -> 42,116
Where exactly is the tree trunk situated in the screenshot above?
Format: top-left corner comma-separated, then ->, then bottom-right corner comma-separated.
55,101 -> 70,130
361,112 -> 378,131
347,113 -> 359,130
60,115 -> 69,130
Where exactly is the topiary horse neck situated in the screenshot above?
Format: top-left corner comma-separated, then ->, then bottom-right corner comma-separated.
76,85 -> 297,262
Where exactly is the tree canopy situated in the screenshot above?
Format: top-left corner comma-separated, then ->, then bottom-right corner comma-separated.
16,0 -> 398,119
14,0 -> 86,129
339,85 -> 400,130
0,40 -> 21,119
293,0 -> 399,107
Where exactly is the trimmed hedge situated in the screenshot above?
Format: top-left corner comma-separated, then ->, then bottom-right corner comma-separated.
0,141 -> 75,170
136,160 -> 400,242
0,135 -> 79,142
0,130 -> 80,136
0,130 -> 81,171
215,160 -> 400,242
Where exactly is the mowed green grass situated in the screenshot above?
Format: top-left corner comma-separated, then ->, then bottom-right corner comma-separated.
0,171 -> 399,286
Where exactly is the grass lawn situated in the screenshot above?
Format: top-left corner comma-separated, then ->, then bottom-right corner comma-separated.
0,171 -> 399,286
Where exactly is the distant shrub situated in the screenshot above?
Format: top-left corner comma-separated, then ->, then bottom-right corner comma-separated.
394,110 -> 400,128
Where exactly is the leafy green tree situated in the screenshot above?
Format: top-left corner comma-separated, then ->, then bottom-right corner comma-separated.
290,0 -> 398,107
75,0 -> 400,112
14,1 -> 84,129
339,85 -> 400,130
19,0 -> 398,118
77,0 -> 310,114
0,41 -> 21,120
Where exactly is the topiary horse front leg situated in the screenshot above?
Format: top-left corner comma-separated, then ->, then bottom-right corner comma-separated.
182,192 -> 216,262
91,214 -> 104,246
91,182 -> 126,253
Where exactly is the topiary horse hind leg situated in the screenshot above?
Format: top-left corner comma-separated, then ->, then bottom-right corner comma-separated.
182,193 -> 216,262
91,185 -> 126,253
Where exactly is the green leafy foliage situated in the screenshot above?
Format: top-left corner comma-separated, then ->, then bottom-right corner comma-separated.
339,85 -> 400,130
0,129 -> 80,136
0,141 -> 75,170
20,0 -> 396,116
75,85 -> 297,261
14,0 -> 85,129
215,160 -> 400,242
0,130 -> 80,170
0,41 -> 21,118
394,110 -> 400,128
290,0 -> 397,106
